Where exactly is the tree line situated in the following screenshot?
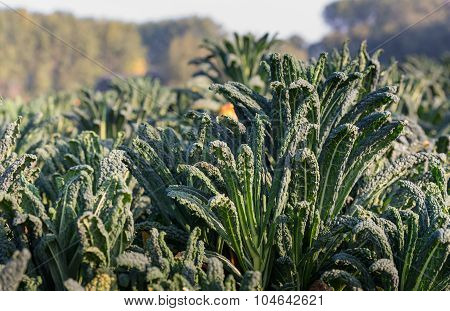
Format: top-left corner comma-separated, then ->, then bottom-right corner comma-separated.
0,0 -> 448,97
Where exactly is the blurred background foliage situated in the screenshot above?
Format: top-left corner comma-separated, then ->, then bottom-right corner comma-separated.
0,0 -> 448,98
312,0 -> 449,61
0,10 -> 147,97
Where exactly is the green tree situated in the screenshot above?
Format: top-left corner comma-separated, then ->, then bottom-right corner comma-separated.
139,17 -> 222,84
312,0 -> 450,61
0,10 -> 146,97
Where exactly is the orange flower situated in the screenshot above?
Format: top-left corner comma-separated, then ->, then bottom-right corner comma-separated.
219,102 -> 238,121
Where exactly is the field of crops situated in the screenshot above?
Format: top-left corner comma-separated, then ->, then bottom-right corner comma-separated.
0,36 -> 448,291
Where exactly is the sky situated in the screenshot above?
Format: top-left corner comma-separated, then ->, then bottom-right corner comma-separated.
0,0 -> 335,42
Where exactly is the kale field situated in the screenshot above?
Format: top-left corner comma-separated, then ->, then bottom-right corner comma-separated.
0,34 -> 448,291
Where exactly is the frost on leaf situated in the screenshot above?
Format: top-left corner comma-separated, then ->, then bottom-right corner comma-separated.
0,249 -> 31,291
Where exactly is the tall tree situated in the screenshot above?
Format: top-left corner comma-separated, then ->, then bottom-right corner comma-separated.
311,0 -> 450,61
0,10 -> 147,97
139,17 -> 222,84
